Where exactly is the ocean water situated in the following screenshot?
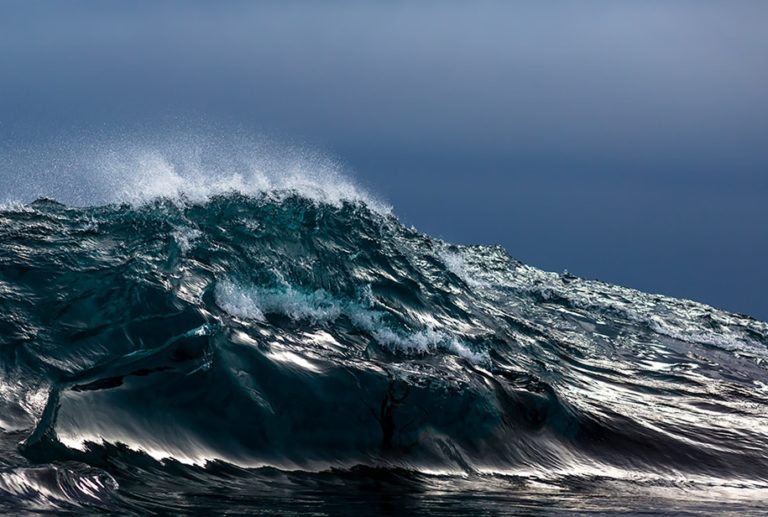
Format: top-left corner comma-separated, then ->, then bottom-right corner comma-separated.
1,158 -> 767,514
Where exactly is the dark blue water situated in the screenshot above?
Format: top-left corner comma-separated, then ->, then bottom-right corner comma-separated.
1,188 -> 767,514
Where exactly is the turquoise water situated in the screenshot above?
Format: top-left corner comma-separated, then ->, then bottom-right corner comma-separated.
1,193 -> 767,514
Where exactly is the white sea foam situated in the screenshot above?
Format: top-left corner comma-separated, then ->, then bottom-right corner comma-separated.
96,147 -> 387,212
0,201 -> 35,213
214,281 -> 267,322
1,132 -> 390,213
171,226 -> 203,253
439,248 -> 489,288
215,281 -> 342,323
214,280 -> 488,363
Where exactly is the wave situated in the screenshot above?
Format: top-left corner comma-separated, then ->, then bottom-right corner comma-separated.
1,167 -> 767,512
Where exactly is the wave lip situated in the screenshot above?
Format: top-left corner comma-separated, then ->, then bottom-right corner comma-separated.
1,135 -> 391,213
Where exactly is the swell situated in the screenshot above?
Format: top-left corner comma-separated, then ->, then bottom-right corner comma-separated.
1,193 -> 768,512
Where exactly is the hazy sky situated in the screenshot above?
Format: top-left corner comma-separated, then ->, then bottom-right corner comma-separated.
1,1 -> 767,319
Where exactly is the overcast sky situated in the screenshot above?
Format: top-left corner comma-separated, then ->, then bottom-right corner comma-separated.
1,1 -> 767,319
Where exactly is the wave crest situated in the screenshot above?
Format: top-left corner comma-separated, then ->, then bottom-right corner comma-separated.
1,133 -> 390,213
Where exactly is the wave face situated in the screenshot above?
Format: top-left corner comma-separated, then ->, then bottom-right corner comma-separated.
2,192 -> 768,514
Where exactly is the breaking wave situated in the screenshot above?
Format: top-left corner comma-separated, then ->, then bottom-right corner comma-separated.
1,145 -> 767,513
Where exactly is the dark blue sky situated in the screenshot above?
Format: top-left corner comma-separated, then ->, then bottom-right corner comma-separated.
1,1 -> 767,319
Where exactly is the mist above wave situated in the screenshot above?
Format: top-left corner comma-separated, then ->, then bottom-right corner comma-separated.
0,132 -> 389,213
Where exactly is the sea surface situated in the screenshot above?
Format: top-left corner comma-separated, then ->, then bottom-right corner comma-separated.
1,183 -> 767,514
